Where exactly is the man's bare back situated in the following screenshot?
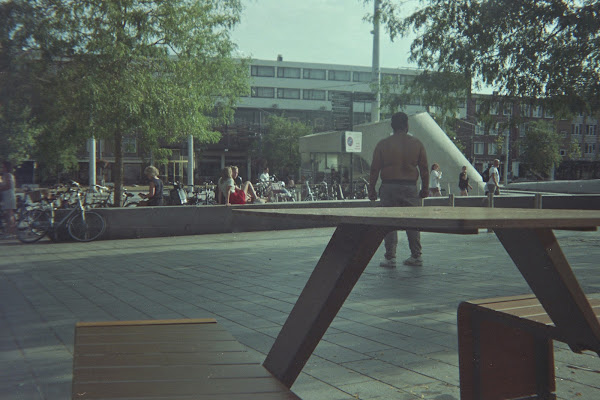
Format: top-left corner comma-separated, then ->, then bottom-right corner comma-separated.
371,133 -> 428,182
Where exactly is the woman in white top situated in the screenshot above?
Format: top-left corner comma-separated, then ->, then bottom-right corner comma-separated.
1,161 -> 17,233
428,163 -> 442,197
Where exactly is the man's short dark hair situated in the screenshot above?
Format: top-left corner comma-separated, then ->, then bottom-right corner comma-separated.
391,112 -> 408,131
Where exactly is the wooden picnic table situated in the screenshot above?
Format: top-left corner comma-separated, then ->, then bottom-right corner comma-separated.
232,206 -> 600,389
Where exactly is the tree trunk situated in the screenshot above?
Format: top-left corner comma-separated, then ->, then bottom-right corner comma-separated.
113,131 -> 124,207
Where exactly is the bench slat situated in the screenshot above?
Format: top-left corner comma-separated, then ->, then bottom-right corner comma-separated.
73,364 -> 274,382
73,378 -> 296,398
72,319 -> 301,399
75,341 -> 247,354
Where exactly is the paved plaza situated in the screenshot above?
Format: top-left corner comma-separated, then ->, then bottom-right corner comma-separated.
1,227 -> 599,400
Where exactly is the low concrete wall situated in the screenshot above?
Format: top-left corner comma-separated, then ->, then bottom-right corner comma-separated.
506,179 -> 600,194
93,200 -> 374,240
85,194 -> 600,241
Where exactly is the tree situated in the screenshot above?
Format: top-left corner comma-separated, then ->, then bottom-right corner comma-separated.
0,1 -> 45,165
566,137 -> 582,160
377,0 -> 600,116
378,71 -> 467,152
254,115 -> 312,179
35,0 -> 248,204
518,121 -> 562,178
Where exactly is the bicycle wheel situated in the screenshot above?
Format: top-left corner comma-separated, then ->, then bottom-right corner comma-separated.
124,202 -> 139,207
67,211 -> 106,242
17,209 -> 50,243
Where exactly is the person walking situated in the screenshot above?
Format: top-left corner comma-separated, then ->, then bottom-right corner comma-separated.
428,163 -> 442,197
0,161 -> 17,235
458,165 -> 473,196
368,112 -> 429,267
485,159 -> 501,195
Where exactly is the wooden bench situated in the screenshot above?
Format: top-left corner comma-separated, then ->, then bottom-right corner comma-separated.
458,294 -> 600,400
72,318 -> 301,399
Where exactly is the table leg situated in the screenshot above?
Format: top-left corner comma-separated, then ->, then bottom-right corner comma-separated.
494,228 -> 600,353
263,223 -> 390,388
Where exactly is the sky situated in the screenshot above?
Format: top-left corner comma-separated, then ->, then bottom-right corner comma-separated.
230,0 -> 419,70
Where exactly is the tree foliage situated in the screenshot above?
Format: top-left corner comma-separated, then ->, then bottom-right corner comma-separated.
54,0 -> 249,204
0,1 -> 45,164
518,121 -> 562,178
254,115 -> 312,179
379,71 -> 467,151
376,0 -> 600,116
3,0 -> 248,203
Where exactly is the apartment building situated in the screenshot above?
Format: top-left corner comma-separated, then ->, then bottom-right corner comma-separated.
456,96 -> 600,180
197,57 -> 434,182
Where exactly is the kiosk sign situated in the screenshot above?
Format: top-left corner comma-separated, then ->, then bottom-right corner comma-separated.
344,131 -> 362,153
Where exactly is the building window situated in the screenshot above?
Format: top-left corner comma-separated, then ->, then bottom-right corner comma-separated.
489,122 -> 500,136
474,142 -> 484,155
560,149 -> 566,156
544,109 -> 553,118
328,91 -> 352,101
475,122 -> 485,135
251,65 -> 275,77
533,105 -> 543,118
122,137 -> 137,153
328,70 -> 351,81
503,104 -> 512,116
399,75 -> 414,84
519,123 -> 528,137
488,142 -> 498,155
520,104 -> 531,117
354,92 -> 375,102
381,73 -> 399,84
572,124 -> 581,135
251,87 -> 275,98
277,88 -> 301,99
277,67 -> 301,79
587,125 -> 597,136
303,68 -> 326,80
353,71 -> 372,82
490,102 -> 499,115
303,89 -> 326,101
584,143 -> 596,154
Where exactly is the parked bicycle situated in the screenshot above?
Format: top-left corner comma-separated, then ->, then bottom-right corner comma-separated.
87,185 -> 139,208
17,181 -> 106,243
187,182 -> 217,205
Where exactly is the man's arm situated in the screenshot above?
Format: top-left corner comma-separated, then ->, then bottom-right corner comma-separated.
368,144 -> 382,200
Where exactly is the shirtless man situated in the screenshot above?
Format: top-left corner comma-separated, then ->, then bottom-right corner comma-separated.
368,112 -> 429,267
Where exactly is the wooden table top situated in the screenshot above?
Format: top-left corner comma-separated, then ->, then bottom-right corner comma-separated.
234,206 -> 600,232
72,319 -> 300,400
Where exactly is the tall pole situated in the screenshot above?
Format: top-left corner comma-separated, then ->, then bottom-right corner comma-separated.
504,130 -> 509,185
371,0 -> 381,123
187,134 -> 194,189
88,138 -> 96,190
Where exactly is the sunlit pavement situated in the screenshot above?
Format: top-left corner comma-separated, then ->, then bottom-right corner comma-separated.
1,228 -> 599,400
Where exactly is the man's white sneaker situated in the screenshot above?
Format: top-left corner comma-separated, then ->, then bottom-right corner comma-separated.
403,256 -> 423,267
379,258 -> 397,268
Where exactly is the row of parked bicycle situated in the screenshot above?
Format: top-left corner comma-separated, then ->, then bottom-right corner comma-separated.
10,181 -> 107,243
3,177 -> 372,244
